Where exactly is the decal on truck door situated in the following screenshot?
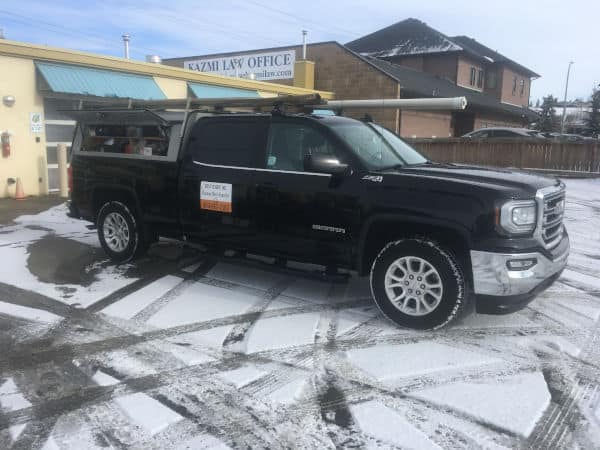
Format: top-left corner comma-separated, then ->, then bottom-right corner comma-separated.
200,181 -> 232,213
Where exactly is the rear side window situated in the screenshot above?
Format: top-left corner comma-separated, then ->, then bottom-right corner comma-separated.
191,120 -> 266,168
80,124 -> 170,157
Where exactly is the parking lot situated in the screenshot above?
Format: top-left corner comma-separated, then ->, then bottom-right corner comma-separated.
0,178 -> 599,449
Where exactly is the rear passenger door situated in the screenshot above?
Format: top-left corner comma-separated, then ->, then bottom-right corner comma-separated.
180,116 -> 269,247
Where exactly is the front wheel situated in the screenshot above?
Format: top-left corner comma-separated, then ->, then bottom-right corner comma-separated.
97,201 -> 143,263
370,238 -> 466,330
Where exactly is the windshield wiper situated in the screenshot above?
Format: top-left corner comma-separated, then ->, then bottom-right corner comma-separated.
376,161 -> 431,171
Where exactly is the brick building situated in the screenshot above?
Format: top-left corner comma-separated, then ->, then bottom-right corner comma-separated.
164,18 -> 539,137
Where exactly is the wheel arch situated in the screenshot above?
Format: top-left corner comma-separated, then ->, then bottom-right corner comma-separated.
91,185 -> 142,223
356,214 -> 473,282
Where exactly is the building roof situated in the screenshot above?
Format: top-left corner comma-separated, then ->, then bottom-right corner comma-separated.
346,19 -> 461,58
362,56 -> 539,120
346,18 -> 539,78
0,39 -> 333,99
450,36 -> 539,77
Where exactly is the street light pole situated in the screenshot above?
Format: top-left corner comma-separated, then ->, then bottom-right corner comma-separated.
561,61 -> 574,134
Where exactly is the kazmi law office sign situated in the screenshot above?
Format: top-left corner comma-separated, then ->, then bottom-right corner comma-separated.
184,50 -> 295,81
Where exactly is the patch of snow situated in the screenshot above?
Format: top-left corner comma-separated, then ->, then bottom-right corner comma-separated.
91,370 -> 120,386
182,262 -> 202,273
219,364 -> 267,388
245,312 -> 320,354
174,434 -> 231,450
0,225 -> 136,307
40,436 -> 60,450
0,301 -> 62,323
351,400 -> 441,449
555,300 -> 600,321
206,263 -> 288,291
0,378 -> 32,411
347,343 -> 500,382
562,269 -> 600,290
147,282 -> 256,328
102,275 -> 183,320
455,309 -> 537,329
13,203 -> 98,246
8,424 -> 26,441
266,376 -> 308,405
412,372 -> 551,438
115,393 -> 182,435
172,325 -> 235,350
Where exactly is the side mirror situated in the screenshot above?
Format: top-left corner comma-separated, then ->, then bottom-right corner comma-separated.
304,154 -> 349,176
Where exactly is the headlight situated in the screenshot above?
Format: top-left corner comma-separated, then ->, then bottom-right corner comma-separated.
499,199 -> 537,235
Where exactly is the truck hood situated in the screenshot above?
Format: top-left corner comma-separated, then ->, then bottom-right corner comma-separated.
381,163 -> 560,195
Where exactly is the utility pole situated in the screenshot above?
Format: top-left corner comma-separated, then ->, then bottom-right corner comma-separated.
561,61 -> 574,133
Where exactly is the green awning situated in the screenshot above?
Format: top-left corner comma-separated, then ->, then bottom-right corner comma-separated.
36,62 -> 166,100
188,82 -> 260,99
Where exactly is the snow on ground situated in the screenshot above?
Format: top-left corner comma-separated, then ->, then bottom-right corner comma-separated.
0,178 -> 599,448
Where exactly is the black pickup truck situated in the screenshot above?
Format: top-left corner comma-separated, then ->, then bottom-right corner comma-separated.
67,107 -> 569,330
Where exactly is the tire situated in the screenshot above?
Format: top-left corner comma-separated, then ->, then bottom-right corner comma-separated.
96,201 -> 146,263
370,238 -> 466,330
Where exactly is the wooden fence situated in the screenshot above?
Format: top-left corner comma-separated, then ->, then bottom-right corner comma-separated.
406,138 -> 600,173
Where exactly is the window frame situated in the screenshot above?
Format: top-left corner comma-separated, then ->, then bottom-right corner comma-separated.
73,122 -> 181,162
264,118 -> 349,174
469,67 -> 477,86
477,69 -> 484,88
512,76 -> 518,95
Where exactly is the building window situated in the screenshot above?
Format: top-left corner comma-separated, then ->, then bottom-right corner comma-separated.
469,67 -> 476,86
486,71 -> 497,89
512,76 -> 517,95
519,79 -> 525,97
477,69 -> 484,88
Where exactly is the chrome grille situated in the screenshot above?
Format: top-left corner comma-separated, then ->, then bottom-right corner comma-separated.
540,187 -> 565,249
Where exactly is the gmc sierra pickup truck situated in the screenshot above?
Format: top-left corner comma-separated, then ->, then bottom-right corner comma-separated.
67,107 -> 569,330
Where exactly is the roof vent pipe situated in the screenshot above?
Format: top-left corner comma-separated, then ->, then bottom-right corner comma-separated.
146,55 -> 162,64
122,34 -> 130,59
302,30 -> 307,60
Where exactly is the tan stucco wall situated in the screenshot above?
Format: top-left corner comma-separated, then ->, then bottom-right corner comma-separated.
400,111 -> 452,138
153,76 -> 189,98
0,56 -> 47,198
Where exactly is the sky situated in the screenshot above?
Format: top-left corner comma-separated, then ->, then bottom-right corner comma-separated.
1,0 -> 597,103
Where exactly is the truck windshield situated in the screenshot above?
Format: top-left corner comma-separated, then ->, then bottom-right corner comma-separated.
330,121 -> 428,170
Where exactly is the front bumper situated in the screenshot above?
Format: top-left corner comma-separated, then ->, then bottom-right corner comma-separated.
471,232 -> 569,314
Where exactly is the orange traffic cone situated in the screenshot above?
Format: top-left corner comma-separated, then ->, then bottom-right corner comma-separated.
15,178 -> 25,200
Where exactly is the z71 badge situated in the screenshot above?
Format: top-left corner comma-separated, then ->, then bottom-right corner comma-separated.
200,181 -> 232,213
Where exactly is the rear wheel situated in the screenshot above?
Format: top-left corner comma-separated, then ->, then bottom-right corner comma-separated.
97,201 -> 145,263
370,238 -> 466,330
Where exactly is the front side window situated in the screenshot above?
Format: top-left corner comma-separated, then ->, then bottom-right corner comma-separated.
330,121 -> 427,170
191,119 -> 266,168
469,67 -> 476,86
80,124 -> 170,157
519,79 -> 525,97
266,122 -> 338,172
512,76 -> 518,95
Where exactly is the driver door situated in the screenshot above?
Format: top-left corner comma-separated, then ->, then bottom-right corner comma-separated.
253,118 -> 361,266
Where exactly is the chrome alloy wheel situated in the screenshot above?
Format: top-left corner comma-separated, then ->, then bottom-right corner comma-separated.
384,256 -> 444,316
102,212 -> 130,253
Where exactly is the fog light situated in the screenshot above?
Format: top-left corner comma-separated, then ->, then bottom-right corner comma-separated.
507,258 -> 537,271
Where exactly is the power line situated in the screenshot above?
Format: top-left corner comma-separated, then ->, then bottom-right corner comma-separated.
239,0 -> 359,38
0,10 -> 163,56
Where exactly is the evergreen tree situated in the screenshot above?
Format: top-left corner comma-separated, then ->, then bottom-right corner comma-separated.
535,95 -> 559,132
535,98 -> 540,108
587,89 -> 600,138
